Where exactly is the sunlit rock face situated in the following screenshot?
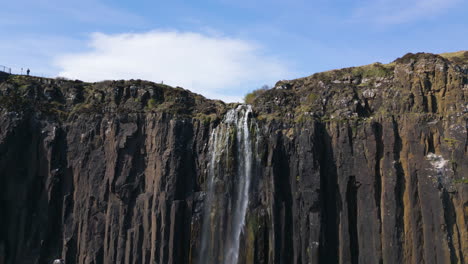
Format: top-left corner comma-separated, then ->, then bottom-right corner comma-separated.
0,52 -> 467,264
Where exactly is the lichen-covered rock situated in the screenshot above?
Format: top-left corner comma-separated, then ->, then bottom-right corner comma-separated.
0,52 -> 466,264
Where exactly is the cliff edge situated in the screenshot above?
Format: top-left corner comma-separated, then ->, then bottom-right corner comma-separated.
0,51 -> 466,264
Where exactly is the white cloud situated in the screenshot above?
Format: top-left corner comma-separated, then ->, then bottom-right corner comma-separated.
55,31 -> 292,102
353,0 -> 460,25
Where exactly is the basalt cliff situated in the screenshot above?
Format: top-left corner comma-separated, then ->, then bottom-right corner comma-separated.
0,52 -> 467,264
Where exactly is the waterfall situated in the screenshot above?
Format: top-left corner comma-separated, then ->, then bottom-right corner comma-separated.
198,105 -> 256,264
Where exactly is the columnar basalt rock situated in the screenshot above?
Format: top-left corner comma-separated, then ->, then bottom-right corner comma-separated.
0,52 -> 466,264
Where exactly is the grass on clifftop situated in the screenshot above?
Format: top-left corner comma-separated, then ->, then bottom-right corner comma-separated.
244,85 -> 270,104
439,50 -> 468,58
439,50 -> 468,64
350,62 -> 394,78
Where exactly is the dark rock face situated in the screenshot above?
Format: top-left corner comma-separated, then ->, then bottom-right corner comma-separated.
0,52 -> 467,264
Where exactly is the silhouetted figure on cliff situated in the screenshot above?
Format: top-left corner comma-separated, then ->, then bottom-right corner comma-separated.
27,68 -> 30,76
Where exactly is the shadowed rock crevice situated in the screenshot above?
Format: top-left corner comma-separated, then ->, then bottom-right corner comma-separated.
441,190 -> 459,264
392,117 -> 405,263
372,121 -> 383,222
271,131 -> 293,263
346,176 -> 359,264
38,127 -> 69,263
317,124 -> 339,264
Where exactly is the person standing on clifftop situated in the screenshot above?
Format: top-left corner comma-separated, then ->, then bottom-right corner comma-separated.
27,68 -> 30,76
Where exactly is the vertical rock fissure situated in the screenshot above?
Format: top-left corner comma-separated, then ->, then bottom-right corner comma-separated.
317,124 -> 339,264
347,124 -> 354,156
392,117 -> 405,262
199,105 -> 255,264
346,176 -> 359,264
441,190 -> 459,264
372,122 -> 384,263
39,126 -> 69,263
272,134 -> 293,263
411,173 -> 425,263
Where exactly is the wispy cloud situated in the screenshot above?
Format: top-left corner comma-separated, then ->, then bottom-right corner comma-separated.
55,31 -> 292,102
353,0 -> 460,25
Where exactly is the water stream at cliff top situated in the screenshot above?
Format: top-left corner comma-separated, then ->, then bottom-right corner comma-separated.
198,105 -> 256,264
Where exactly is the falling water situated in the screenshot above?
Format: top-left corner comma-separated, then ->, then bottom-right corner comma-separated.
198,105 -> 255,264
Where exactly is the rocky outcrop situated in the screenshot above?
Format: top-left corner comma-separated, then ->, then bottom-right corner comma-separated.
0,52 -> 466,264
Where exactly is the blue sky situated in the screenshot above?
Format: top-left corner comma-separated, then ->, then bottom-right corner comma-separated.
1,0 -> 467,101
